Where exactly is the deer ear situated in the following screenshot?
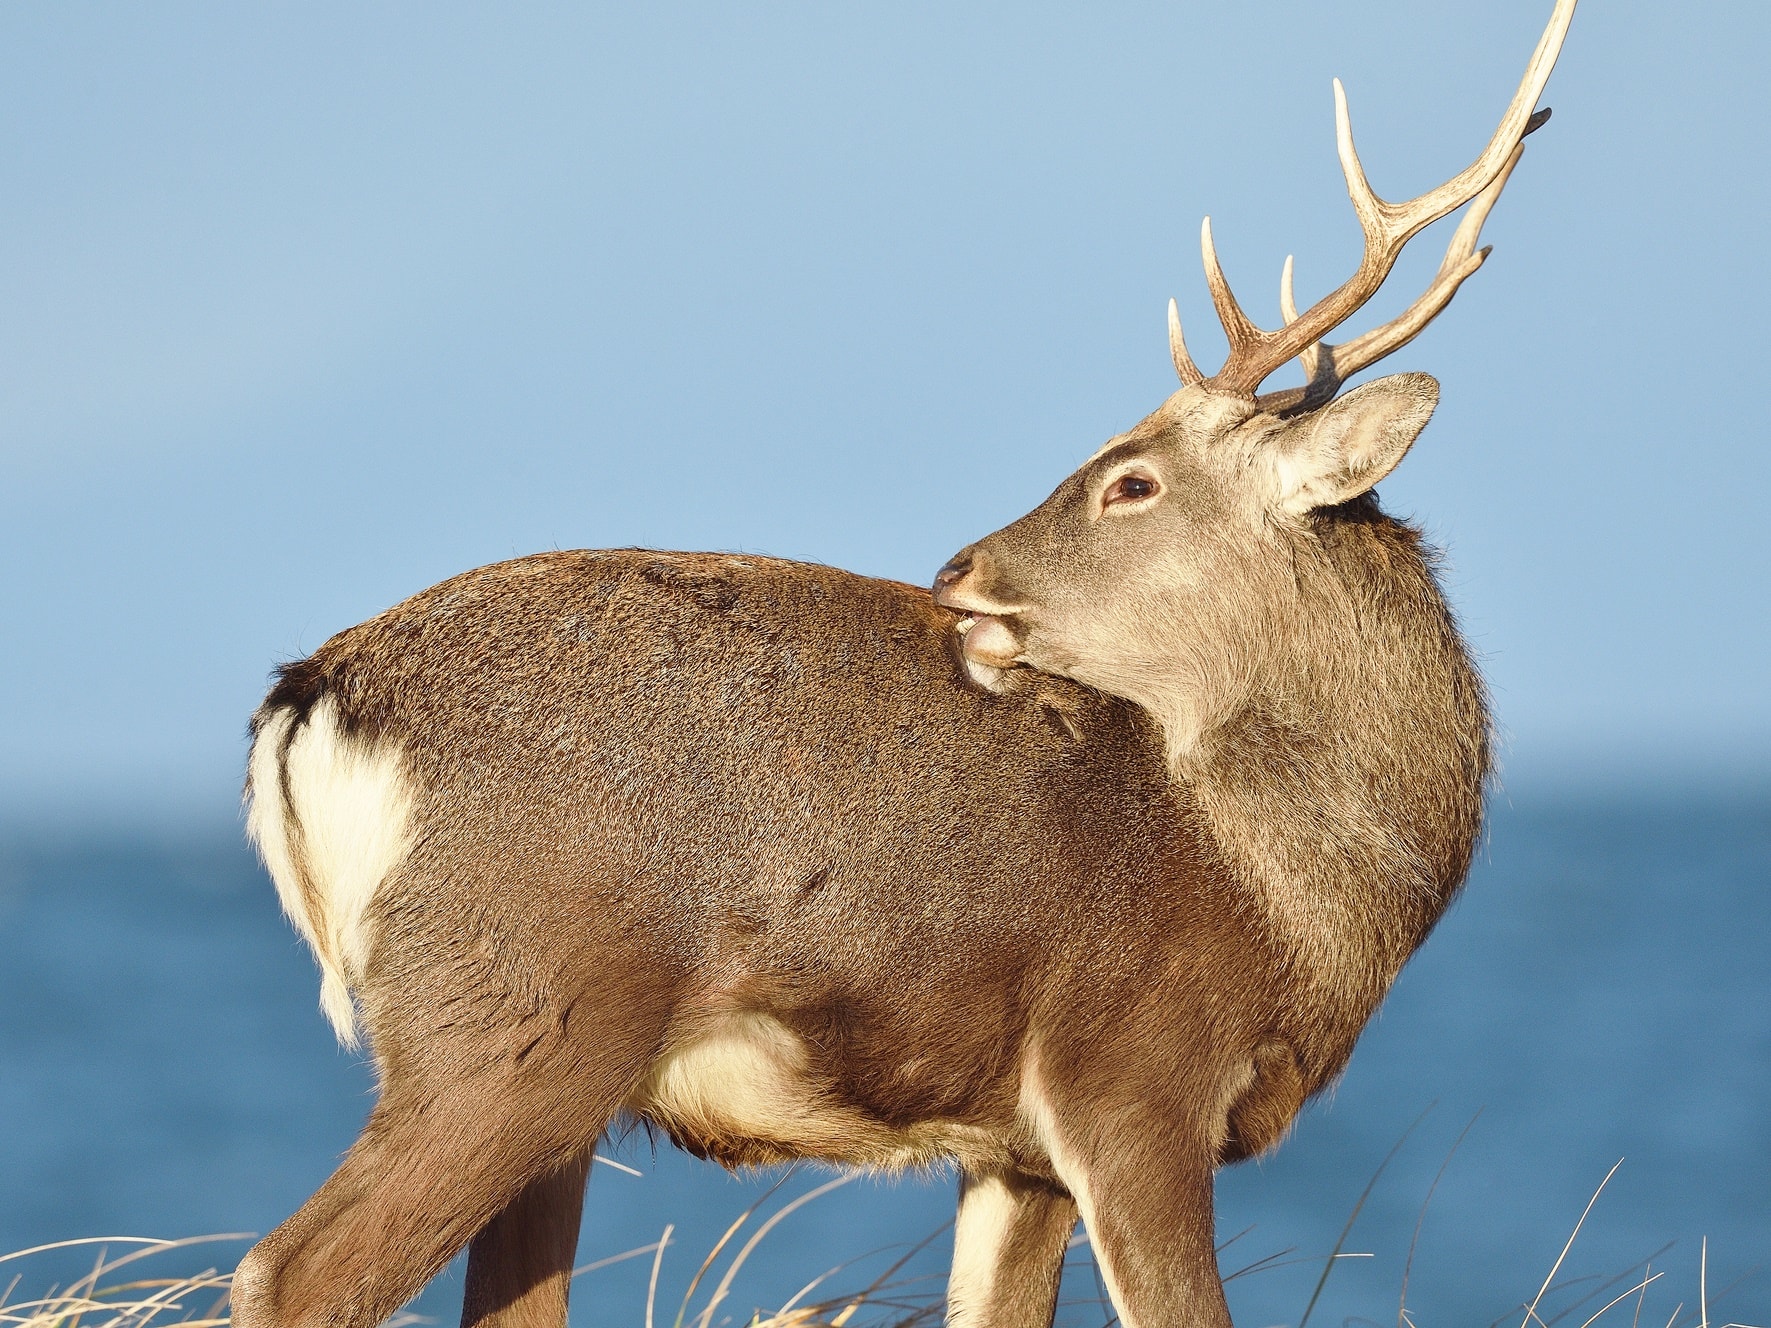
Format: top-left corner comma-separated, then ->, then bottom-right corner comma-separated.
1266,373 -> 1439,515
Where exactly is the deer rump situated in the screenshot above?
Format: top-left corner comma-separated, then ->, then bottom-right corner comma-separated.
248,547 -> 1310,1183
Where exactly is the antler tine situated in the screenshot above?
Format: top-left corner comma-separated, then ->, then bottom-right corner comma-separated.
1168,298 -> 1205,386
1166,217 -> 1262,391
1332,79 -> 1385,235
1199,217 -> 1261,349
1379,0 -> 1574,243
1186,0 -> 1576,400
1278,255 -> 1324,384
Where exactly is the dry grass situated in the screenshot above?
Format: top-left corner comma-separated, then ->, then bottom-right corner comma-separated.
0,1177 -> 944,1328
0,1173 -> 1756,1328
0,1235 -> 237,1328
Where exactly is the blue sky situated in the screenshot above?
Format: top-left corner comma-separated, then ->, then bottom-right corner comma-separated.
2,1 -> 1766,827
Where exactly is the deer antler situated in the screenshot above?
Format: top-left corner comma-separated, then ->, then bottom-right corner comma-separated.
1259,118 -> 1544,414
1168,0 -> 1576,405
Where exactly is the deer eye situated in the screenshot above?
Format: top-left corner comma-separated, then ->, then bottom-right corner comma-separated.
1103,474 -> 1159,507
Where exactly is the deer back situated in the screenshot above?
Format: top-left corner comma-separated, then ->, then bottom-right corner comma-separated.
251,549 -> 1327,1160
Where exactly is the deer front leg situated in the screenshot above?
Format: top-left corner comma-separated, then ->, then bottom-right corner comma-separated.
1026,1079 -> 1230,1328
946,1168 -> 1077,1328
460,1151 -> 594,1328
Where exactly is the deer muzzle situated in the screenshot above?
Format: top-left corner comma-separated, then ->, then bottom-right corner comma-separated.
933,548 -> 1027,670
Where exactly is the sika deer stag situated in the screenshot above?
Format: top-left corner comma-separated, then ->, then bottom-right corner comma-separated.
235,5 -> 1574,1326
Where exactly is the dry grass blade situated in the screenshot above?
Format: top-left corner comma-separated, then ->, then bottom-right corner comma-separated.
1214,1224 -> 1256,1257
1540,1243 -> 1679,1328
0,1237 -> 248,1271
1296,1101 -> 1435,1328
760,1249 -> 921,1325
1574,1271 -> 1666,1328
693,1173 -> 856,1328
672,1171 -> 795,1328
1399,1111 -> 1482,1328
573,1234 -> 673,1278
1520,1160 -> 1625,1328
822,1220 -> 952,1328
1220,1245 -> 1299,1284
594,1154 -> 646,1177
1698,1262 -> 1766,1328
7,1174 -> 1752,1328
785,1269 -> 949,1328
646,1225 -> 675,1328
772,1261 -> 862,1323
1226,1252 -> 1373,1284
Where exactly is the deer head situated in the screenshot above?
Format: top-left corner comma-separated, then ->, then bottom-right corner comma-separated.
935,0 -> 1572,771
934,374 -> 1440,753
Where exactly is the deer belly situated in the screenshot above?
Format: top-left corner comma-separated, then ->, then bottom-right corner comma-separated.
628,1011 -> 1002,1172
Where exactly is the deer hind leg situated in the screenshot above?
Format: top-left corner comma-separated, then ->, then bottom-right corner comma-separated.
232,997 -> 665,1328
946,1168 -> 1077,1328
460,1151 -> 594,1328
231,1076 -> 590,1328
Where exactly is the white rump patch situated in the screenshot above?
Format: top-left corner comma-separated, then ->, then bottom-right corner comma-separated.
245,696 -> 413,1048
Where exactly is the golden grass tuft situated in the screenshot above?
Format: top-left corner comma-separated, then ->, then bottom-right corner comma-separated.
0,1236 -> 238,1328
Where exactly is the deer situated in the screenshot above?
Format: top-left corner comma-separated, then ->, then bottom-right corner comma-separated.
231,4 -> 1574,1326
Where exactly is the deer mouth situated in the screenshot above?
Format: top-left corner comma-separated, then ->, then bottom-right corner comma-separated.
955,614 -> 1024,669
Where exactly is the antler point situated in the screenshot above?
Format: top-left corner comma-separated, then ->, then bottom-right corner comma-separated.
1175,0 -> 1570,399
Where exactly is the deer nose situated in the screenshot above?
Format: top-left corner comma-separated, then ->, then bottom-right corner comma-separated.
932,552 -> 973,598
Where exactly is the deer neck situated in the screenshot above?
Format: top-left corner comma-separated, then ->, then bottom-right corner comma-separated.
1148,518 -> 1489,1017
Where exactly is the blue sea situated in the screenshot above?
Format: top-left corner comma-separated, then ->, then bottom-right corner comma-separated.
0,789 -> 1765,1328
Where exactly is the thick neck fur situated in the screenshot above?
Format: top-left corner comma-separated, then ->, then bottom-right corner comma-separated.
1150,497 -> 1490,1034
